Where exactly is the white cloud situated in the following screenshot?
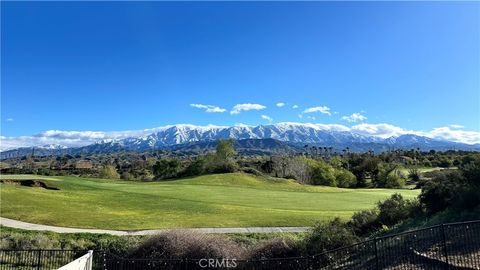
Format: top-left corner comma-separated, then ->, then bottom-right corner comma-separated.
190,103 -> 226,113
276,102 -> 285,107
342,112 -> 367,123
449,124 -> 464,129
292,105 -> 299,109
307,116 -> 316,120
298,114 -> 303,119
6,118 -> 14,122
424,127 -> 480,145
261,115 -> 273,122
315,123 -> 350,132
230,103 -> 266,115
350,123 -> 406,138
302,106 -> 331,115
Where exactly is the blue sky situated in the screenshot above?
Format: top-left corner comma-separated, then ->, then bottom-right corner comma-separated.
1,2 -> 479,148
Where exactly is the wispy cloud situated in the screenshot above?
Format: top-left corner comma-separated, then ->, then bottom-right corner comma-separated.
190,103 -> 226,113
350,123 -> 405,138
6,118 -> 14,122
423,127 -> 480,145
292,105 -> 299,109
276,102 -> 285,107
341,112 -> 367,123
302,106 -> 331,115
450,124 -> 464,129
230,103 -> 266,115
261,115 -> 273,122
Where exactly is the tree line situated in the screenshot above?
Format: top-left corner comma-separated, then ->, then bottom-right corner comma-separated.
2,140 -> 478,190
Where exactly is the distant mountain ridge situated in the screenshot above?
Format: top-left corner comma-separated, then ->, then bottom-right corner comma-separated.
1,123 -> 479,158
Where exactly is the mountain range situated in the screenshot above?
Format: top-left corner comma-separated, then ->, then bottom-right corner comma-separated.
1,123 -> 479,158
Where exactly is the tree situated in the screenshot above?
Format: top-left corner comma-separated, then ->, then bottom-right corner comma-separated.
182,157 -> 206,177
309,159 -> 337,186
335,169 -> 357,188
153,159 -> 182,180
420,170 -> 465,214
408,167 -> 420,182
204,140 -> 238,173
374,163 -> 405,188
216,139 -> 235,160
99,165 -> 120,179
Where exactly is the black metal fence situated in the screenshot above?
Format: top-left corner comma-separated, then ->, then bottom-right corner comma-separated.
1,220 -> 479,270
0,249 -> 87,270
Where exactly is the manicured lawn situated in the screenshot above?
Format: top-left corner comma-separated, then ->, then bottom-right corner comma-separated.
397,166 -> 453,175
0,173 -> 420,230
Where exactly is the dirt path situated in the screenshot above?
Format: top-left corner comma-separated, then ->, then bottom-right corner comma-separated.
0,217 -> 310,235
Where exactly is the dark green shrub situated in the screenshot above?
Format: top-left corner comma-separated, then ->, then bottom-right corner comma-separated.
303,218 -> 358,254
152,159 -> 182,180
182,158 -> 206,177
348,209 -> 379,235
377,194 -> 411,226
419,171 -> 465,214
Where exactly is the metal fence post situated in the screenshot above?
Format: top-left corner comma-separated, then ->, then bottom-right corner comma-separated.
103,251 -> 107,270
441,224 -> 450,269
36,250 -> 42,270
374,238 -> 379,270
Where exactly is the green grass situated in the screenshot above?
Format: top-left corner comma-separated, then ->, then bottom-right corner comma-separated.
0,173 -> 419,230
397,166 -> 453,175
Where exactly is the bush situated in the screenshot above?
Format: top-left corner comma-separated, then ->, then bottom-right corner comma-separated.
121,172 -> 132,180
209,159 -> 238,174
241,167 -> 263,176
335,169 -> 357,188
182,158 -> 206,177
419,171 -> 465,214
303,218 -> 358,254
129,231 -> 245,259
153,159 -> 183,180
249,238 -> 301,259
384,173 -> 405,188
0,228 -> 141,255
37,168 -> 54,176
377,194 -> 411,226
348,209 -> 379,235
99,165 -> 120,179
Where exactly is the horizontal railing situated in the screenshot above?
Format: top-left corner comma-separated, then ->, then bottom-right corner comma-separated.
1,220 -> 479,269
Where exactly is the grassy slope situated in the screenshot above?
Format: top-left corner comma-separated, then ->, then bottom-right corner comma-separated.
0,173 -> 419,230
397,166 -> 452,175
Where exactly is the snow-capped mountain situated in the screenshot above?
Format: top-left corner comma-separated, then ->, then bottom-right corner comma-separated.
1,123 -> 479,158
